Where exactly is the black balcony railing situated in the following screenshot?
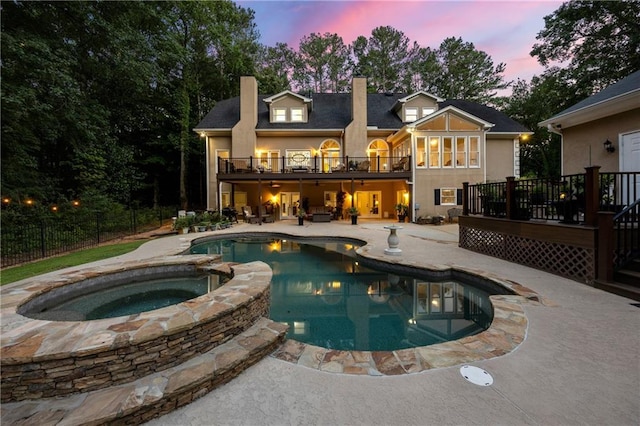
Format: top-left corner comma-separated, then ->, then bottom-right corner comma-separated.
217,155 -> 411,175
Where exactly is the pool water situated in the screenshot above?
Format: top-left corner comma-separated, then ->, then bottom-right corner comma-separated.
189,237 -> 495,351
37,274 -> 223,320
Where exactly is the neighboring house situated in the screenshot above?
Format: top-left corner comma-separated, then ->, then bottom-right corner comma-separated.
195,76 -> 530,221
539,70 -> 640,176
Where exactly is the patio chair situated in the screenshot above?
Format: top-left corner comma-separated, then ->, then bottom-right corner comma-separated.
260,205 -> 274,223
392,157 -> 408,171
356,160 -> 370,172
331,163 -> 346,172
242,206 -> 259,224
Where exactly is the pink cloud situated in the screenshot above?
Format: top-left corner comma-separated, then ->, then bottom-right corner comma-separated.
239,0 -> 564,87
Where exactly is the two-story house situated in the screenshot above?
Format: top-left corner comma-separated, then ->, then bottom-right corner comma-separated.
195,76 -> 530,222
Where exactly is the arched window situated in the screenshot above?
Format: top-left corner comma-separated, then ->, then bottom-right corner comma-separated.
367,140 -> 389,172
319,139 -> 341,172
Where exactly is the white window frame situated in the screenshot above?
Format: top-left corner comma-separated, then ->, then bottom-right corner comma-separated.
443,137 -> 453,168
405,107 -> 418,122
440,188 -> 457,205
416,137 -> 427,168
469,136 -> 480,168
422,107 -> 435,117
455,136 -> 467,167
290,107 -> 304,122
273,107 -> 287,122
428,137 -> 440,168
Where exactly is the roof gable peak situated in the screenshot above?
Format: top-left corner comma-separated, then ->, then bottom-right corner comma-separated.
263,90 -> 313,104
411,105 -> 494,129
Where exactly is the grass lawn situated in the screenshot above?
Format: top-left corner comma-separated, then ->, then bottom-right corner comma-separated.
0,240 -> 149,286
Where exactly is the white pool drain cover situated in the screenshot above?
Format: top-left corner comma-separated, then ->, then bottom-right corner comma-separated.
460,365 -> 493,386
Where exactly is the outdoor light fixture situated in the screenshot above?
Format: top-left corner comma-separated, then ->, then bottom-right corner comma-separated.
604,139 -> 615,153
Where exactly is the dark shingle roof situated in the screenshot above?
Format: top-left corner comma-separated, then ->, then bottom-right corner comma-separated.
195,92 -> 529,133
551,70 -> 640,118
196,98 -> 240,129
256,94 -> 352,129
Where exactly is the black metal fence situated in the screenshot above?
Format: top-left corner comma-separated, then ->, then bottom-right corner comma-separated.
1,206 -> 176,268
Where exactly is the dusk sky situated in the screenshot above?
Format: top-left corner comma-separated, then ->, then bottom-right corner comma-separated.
237,0 -> 565,88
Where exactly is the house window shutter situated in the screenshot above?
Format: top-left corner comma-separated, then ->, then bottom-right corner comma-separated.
456,189 -> 463,205
434,189 -> 441,205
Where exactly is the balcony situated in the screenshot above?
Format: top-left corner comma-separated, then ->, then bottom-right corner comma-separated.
217,155 -> 412,180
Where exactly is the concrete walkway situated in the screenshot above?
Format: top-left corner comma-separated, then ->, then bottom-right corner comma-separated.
141,220 -> 639,426
5,220 -> 639,425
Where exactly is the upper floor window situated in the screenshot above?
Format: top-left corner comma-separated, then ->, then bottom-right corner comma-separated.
456,137 -> 467,167
273,108 -> 287,122
418,136 -> 480,169
405,107 -> 418,122
422,107 -> 435,116
469,136 -> 480,167
290,107 -> 304,122
271,106 -> 307,123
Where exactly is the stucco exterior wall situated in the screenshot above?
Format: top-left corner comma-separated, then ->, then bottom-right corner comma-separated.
414,168 -> 483,217
561,108 -> 639,174
232,77 -> 258,158
486,138 -> 515,181
344,77 -> 368,157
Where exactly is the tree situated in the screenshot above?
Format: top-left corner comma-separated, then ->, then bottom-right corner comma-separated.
353,26 -> 417,93
293,32 -> 351,93
531,0 -> 640,94
433,37 -> 508,104
404,46 -> 439,93
255,43 -> 295,93
500,70 -> 578,178
1,0 -> 260,211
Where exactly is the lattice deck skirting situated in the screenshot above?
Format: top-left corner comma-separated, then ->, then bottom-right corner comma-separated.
460,225 -> 595,284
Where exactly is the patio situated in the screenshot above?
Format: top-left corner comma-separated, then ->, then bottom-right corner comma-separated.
2,220 -> 638,425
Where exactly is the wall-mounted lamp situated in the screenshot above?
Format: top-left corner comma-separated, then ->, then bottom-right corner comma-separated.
604,139 -> 615,153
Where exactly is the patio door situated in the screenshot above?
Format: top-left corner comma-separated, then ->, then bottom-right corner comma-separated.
280,192 -> 300,219
355,191 -> 381,218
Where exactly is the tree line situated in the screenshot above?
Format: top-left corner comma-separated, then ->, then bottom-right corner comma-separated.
2,0 -> 638,213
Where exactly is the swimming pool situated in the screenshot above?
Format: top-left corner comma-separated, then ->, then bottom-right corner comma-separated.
190,235 -> 501,351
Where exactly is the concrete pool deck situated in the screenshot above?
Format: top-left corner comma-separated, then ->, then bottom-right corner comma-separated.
3,220 -> 639,425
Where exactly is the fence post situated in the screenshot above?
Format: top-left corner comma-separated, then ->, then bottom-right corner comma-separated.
506,176 -> 516,220
584,166 -> 600,227
96,213 -> 101,244
40,222 -> 46,259
462,182 -> 469,216
597,211 -> 615,282
132,208 -> 137,234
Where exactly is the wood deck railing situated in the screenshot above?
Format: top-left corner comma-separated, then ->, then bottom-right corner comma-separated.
461,166 -> 639,284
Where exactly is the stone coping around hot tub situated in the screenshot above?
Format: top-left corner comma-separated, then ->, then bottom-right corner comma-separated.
0,256 -> 273,403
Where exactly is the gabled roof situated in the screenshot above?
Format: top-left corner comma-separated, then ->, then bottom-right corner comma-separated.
440,100 -> 530,133
257,93 -> 350,129
411,104 -> 494,130
263,90 -> 313,105
194,92 -> 529,134
392,91 -> 444,111
539,70 -> 640,132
